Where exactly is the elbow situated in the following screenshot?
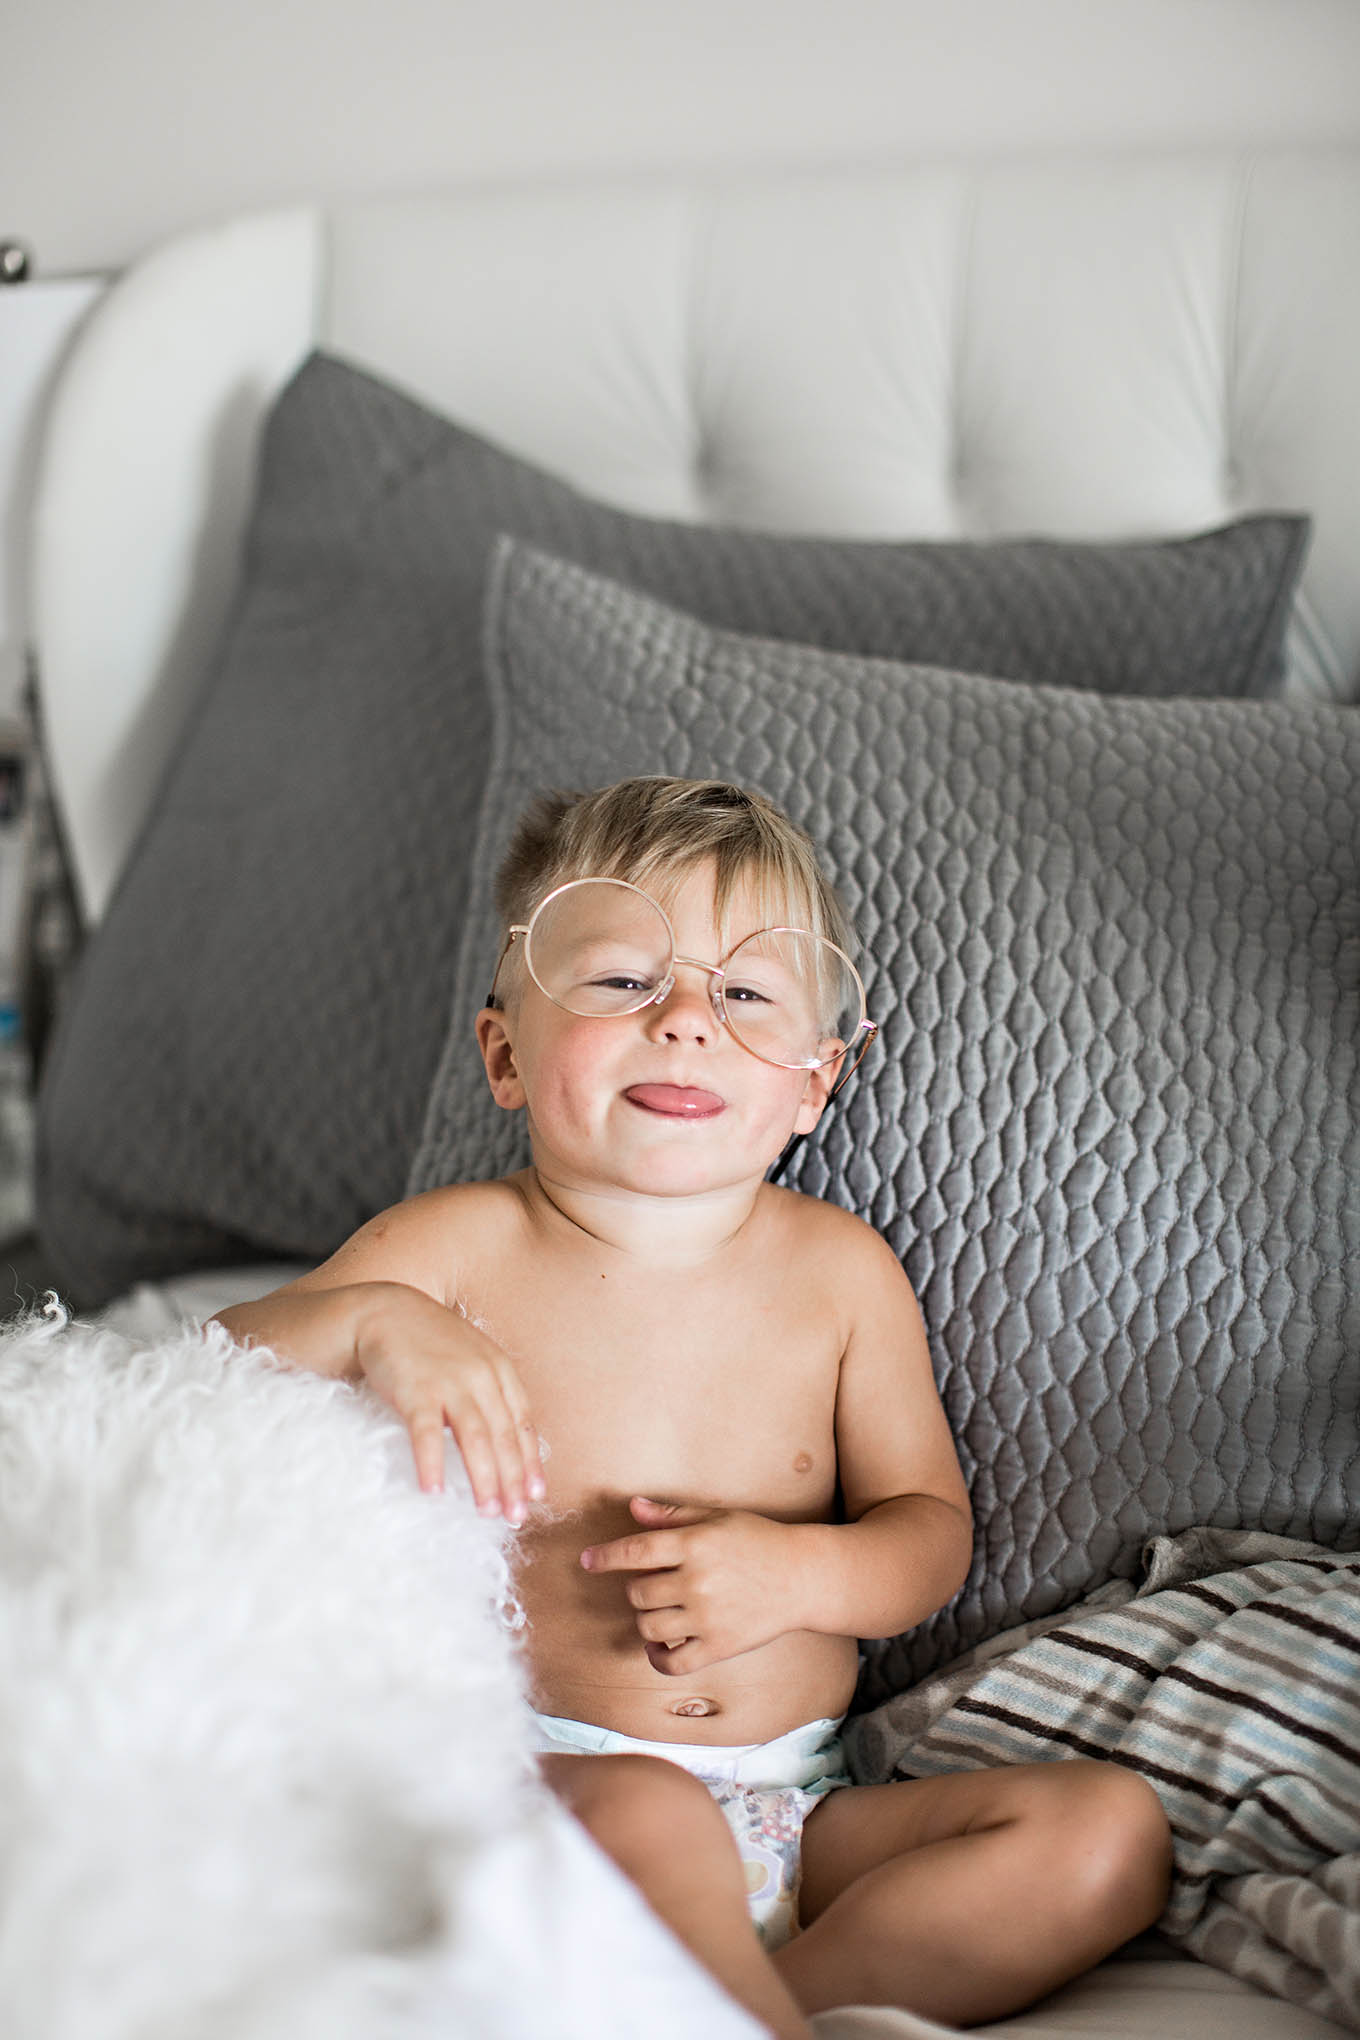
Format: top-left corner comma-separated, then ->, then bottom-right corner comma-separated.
944,1507 -> 974,1602
945,1498 -> 974,1599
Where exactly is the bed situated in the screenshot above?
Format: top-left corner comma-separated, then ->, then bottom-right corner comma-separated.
12,149 -> 1360,2038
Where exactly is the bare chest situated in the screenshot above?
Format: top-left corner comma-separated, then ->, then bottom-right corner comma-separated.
462,1258 -> 842,1520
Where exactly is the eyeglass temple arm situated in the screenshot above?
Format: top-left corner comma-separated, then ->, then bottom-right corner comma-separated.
767,1019 -> 879,1187
486,927 -> 529,1010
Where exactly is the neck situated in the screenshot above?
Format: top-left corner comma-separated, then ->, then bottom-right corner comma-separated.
525,1163 -> 766,1267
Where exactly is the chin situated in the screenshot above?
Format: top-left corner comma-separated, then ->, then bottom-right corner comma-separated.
627,1144 -> 781,1198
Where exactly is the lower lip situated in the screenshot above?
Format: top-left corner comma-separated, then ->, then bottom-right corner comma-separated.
624,1085 -> 725,1119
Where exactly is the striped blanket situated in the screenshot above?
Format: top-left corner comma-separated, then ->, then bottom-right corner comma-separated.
845,1528 -> 1360,2031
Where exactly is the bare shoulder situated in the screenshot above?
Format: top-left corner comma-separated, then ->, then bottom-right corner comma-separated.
290,1174 -> 532,1305
763,1185 -> 912,1287
771,1195 -> 968,1523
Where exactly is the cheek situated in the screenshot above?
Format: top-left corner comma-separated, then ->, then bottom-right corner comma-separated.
752,1067 -> 816,1129
521,1018 -> 621,1115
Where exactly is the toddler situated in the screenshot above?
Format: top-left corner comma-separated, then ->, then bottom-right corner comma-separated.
217,776 -> 1170,2036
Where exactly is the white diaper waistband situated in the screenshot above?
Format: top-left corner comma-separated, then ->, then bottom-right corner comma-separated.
529,1708 -> 849,1792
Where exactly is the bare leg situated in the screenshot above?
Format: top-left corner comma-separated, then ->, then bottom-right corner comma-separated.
541,1751 -> 813,2040
775,1758 -> 1171,2027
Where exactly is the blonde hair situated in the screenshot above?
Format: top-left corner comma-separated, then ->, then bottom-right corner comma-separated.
494,776 -> 854,965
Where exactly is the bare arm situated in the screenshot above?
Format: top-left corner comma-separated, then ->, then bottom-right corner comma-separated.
778,1495 -> 971,1643
213,1193 -> 544,1521
216,1279 -> 407,1379
781,1222 -> 972,1640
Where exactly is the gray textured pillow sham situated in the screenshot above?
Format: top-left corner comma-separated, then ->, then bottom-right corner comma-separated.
411,540 -> 1360,1687
36,351 -> 1309,1304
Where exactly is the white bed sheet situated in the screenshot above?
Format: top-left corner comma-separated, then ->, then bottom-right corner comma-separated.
829,1957 -> 1349,2039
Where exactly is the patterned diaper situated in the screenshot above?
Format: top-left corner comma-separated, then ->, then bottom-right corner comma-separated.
531,1709 -> 851,1948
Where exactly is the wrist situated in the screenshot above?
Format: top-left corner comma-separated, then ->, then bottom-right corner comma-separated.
348,1279 -> 425,1367
781,1520 -> 855,1637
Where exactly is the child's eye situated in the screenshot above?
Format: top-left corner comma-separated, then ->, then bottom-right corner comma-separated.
592,971 -> 653,993
564,943 -> 658,990
724,980 -> 777,1006
577,952 -> 661,990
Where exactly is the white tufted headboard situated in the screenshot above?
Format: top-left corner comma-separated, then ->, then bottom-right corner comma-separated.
29,149 -> 1360,923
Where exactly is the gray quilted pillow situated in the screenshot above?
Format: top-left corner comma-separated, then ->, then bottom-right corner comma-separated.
35,352 -> 1308,1305
410,540 -> 1360,1688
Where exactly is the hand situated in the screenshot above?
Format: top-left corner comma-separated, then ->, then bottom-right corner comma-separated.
352,1284 -> 546,1520
580,1496 -> 802,1675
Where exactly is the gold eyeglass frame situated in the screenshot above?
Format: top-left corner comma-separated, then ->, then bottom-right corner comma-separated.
487,875 -> 879,1094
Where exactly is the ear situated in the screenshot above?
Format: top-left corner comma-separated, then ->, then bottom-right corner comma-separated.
792,1041 -> 842,1135
475,1007 -> 527,1111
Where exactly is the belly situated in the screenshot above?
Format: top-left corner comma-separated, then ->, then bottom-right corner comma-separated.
512,1502 -> 861,1745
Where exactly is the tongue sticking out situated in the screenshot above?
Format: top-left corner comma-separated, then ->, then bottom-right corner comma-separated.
625,1084 -> 725,1117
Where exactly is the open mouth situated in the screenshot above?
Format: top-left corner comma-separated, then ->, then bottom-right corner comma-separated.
623,1084 -> 725,1119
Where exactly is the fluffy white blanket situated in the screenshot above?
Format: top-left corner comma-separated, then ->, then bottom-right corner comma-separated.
0,1306 -> 766,2039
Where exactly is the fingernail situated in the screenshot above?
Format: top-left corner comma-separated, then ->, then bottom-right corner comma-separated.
530,1475 -> 547,1500
580,1550 -> 593,1570
479,1498 -> 501,1517
507,1506 -> 524,1528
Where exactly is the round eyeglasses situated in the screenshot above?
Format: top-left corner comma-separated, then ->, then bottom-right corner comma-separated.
488,876 -> 878,1084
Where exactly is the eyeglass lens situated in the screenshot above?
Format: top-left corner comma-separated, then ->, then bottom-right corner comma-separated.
525,880 -> 864,1070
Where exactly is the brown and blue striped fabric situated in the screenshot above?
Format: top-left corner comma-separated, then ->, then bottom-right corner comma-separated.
846,1528 -> 1360,2032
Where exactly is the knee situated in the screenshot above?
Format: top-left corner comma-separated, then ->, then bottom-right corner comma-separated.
543,1752 -> 728,1866
1047,1762 -> 1172,1938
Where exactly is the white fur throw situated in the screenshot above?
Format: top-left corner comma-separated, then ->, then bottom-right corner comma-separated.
0,1307 -> 764,2039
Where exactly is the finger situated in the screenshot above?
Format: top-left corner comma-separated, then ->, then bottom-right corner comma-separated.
629,1495 -> 709,1527
409,1413 -> 447,1495
493,1356 -> 547,1503
625,1574 -> 683,1612
581,1530 -> 682,1573
443,1402 -> 505,1520
448,1367 -> 534,1525
644,1639 -> 709,1677
480,1400 -> 535,1526
635,1607 -> 689,1646
522,1419 -> 548,1503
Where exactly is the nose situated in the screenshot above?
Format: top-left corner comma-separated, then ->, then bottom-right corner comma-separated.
643,962 -> 721,1048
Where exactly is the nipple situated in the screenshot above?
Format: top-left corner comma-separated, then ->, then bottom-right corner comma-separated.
793,1451 -> 814,1474
671,1696 -> 719,1719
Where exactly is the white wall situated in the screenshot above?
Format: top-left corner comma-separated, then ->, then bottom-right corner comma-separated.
5,0 -> 1360,276
0,281 -> 101,720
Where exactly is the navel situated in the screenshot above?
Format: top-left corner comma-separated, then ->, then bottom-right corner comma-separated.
671,1696 -> 719,1719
